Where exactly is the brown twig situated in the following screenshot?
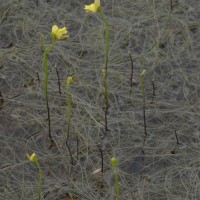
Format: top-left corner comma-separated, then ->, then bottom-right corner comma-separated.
152,79 -> 156,97
129,51 -> 134,87
66,142 -> 74,165
47,103 -> 56,149
0,91 -> 4,107
36,71 -> 40,83
174,130 -> 181,145
97,143 -> 104,174
170,0 -> 173,11
76,132 -> 79,159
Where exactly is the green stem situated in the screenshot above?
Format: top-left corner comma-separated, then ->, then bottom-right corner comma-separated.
99,11 -> 109,76
36,162 -> 43,200
43,43 -> 54,104
100,11 -> 110,131
42,40 -> 55,145
66,84 -> 71,142
43,51 -> 49,105
103,73 -> 109,130
114,168 -> 120,200
65,79 -> 74,165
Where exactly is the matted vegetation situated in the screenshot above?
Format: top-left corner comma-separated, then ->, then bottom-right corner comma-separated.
0,0 -> 200,199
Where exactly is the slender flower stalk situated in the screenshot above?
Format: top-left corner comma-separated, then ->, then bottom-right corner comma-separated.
40,25 -> 69,148
99,10 -> 109,77
55,67 -> 62,94
97,143 -> 104,174
84,0 -> 110,131
65,76 -> 74,165
100,10 -> 110,131
140,69 -> 147,136
27,153 -> 43,200
66,76 -> 73,142
129,51 -> 134,87
102,69 -> 109,130
111,157 -> 120,200
41,41 -> 55,148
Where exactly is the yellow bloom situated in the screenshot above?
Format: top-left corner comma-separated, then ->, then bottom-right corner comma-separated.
111,157 -> 118,168
140,69 -> 146,76
84,0 -> 101,13
51,25 -> 70,41
67,76 -> 73,86
27,153 -> 38,163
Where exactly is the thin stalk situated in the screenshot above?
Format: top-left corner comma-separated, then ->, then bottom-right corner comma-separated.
42,42 -> 55,148
27,153 -> 43,200
36,162 -> 43,200
66,142 -> 74,165
140,70 -> 147,136
66,84 -> 71,143
102,70 -> 109,131
43,43 -> 54,103
0,91 -> 4,106
99,11 -> 109,76
113,169 -> 120,200
170,0 -> 173,11
55,67 -> 62,94
76,132 -> 79,159
65,77 -> 74,165
36,71 -> 40,83
174,130 -> 181,145
97,143 -> 104,174
99,11 -> 110,131
111,157 -> 120,200
151,79 -> 156,102
129,51 -> 134,87
152,79 -> 156,97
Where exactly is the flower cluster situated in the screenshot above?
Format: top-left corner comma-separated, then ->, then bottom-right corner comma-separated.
51,25 -> 70,41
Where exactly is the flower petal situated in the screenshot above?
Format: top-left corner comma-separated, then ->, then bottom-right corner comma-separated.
27,153 -> 38,163
52,25 -> 58,33
94,0 -> 100,7
84,4 -> 97,13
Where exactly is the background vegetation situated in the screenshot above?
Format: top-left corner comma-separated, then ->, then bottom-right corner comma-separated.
0,0 -> 200,199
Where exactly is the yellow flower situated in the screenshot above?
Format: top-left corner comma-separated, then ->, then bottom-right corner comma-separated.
27,153 -> 38,163
84,0 -> 101,13
51,25 -> 70,41
67,76 -> 73,86
140,69 -> 146,76
111,157 -> 118,168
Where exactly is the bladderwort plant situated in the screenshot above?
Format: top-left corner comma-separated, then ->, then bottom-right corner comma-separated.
40,25 -> 69,148
140,69 -> 147,136
27,153 -> 43,200
111,157 -> 120,200
84,0 -> 110,131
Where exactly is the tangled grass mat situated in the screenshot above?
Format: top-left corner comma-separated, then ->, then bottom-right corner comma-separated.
0,0 -> 200,199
